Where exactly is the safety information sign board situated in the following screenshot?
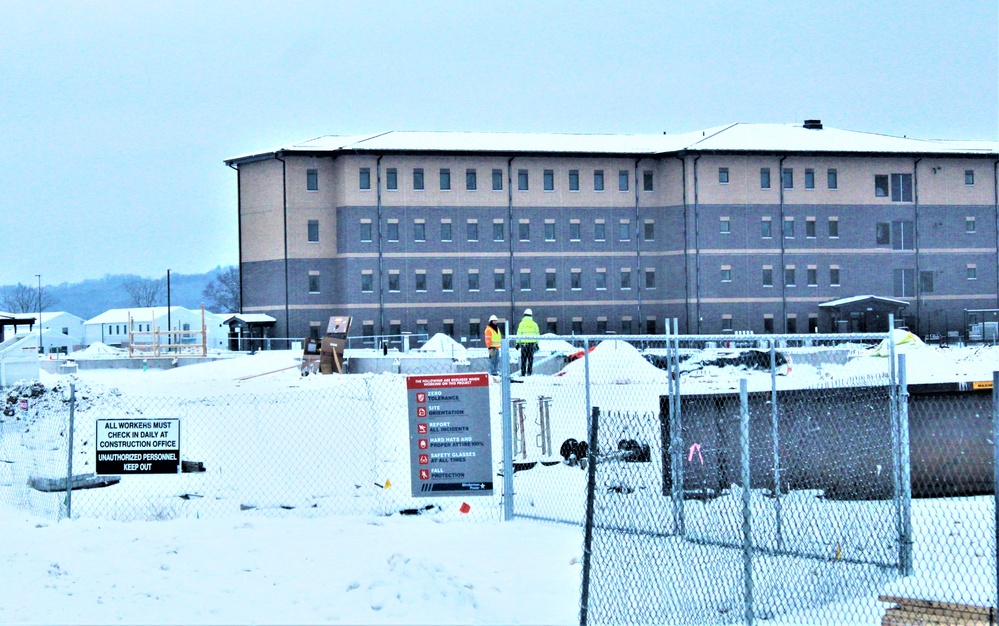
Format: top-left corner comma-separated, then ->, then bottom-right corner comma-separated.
406,373 -> 493,497
96,419 -> 181,475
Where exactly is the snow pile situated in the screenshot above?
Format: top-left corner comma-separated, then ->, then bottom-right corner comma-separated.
417,333 -> 467,360
72,342 -> 125,358
555,340 -> 668,384
537,334 -> 577,354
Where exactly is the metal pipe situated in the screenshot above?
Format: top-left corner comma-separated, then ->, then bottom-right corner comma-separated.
376,155 -> 384,336
770,339 -> 783,550
579,405 -> 600,626
507,157 -> 516,322
740,377 -> 754,625
227,161 -> 243,314
693,155 -> 701,334
913,158 -> 922,334
501,333 -> 513,521
899,354 -> 912,575
994,160 -> 998,309
992,369 -> 999,611
274,152 -> 290,339
634,158 -> 643,327
778,156 -> 787,333
674,156 -> 690,332
64,383 -> 76,520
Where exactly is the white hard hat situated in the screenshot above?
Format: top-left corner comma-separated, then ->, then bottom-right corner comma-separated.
489,315 -> 498,322
524,309 -> 533,316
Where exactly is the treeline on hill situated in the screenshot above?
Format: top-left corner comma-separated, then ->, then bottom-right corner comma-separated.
1,266 -> 239,320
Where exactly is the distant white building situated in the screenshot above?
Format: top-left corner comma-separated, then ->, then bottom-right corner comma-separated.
83,306 -> 228,350
11,311 -> 86,351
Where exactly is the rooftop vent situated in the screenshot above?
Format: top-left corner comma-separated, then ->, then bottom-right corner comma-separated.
803,119 -> 823,130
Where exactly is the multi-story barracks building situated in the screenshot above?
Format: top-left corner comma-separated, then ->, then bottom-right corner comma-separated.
224,120 -> 999,344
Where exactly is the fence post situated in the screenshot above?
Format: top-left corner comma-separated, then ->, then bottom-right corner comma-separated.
502,337 -> 513,521
889,328 -> 904,574
769,339 -> 783,551
898,355 -> 912,575
584,338 -> 592,445
740,378 -> 754,626
64,383 -> 76,521
579,406 -> 600,626
993,369 -> 999,613
669,320 -> 685,535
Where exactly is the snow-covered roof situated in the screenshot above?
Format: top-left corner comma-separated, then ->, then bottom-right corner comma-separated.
818,295 -> 910,308
86,306 -> 198,324
221,314 -> 276,325
226,123 -> 999,163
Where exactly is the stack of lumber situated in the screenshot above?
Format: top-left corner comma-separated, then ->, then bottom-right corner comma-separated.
880,595 -> 996,626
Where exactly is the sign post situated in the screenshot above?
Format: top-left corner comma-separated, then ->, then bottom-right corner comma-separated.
407,373 -> 493,496
96,419 -> 181,475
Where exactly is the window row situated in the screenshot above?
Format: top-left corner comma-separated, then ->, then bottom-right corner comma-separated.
353,317 -> 661,341
351,167 -> 656,193
350,267 -> 659,293
353,218 -> 654,243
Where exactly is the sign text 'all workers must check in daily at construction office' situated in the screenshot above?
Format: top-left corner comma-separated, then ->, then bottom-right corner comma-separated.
96,419 -> 181,475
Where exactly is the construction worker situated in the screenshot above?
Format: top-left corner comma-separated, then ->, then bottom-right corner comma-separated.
516,308 -> 540,376
484,314 -> 502,377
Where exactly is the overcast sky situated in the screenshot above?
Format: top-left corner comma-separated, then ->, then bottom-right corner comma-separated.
1,0 -> 996,287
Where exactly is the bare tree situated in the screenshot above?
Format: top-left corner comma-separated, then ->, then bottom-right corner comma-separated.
202,267 -> 240,313
2,283 -> 56,314
123,277 -> 164,307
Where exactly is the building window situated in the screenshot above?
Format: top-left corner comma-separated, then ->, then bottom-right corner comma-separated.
544,220 -> 556,241
920,271 -> 934,293
494,270 -> 505,291
782,168 -> 793,189
644,221 -> 654,241
827,168 -> 838,189
362,322 -> 374,346
621,318 -> 633,334
875,174 -> 889,197
466,169 -> 477,191
620,268 -> 631,290
359,168 -> 371,190
416,321 -> 428,337
307,168 -> 318,191
467,220 -> 478,242
310,324 -> 320,341
520,270 -> 531,291
760,167 -> 771,189
722,316 -> 733,332
783,218 -> 794,239
544,169 -> 555,191
643,170 -> 654,191
492,169 -> 503,191
595,221 -> 606,241
518,169 -> 529,191
518,220 -> 530,241
968,265 -> 978,280
594,170 -> 604,191
493,220 -> 504,242
805,218 -> 816,238
784,266 -> 796,287
547,319 -> 558,334
442,271 -> 453,291
721,266 -> 732,282
415,272 -> 427,292
469,321 -> 480,340
830,267 -> 840,286
387,221 -> 399,242
965,170 -> 975,186
619,170 -> 630,191
413,168 -> 424,190
440,168 -> 451,191
720,217 -> 730,234
786,317 -> 797,334
762,267 -> 773,288
546,270 -> 557,290
360,221 -> 372,242
386,168 -> 398,190
571,269 -> 582,290
308,273 -> 320,294
569,169 -> 580,191
761,218 -> 772,239
619,220 -> 631,241
572,319 -> 583,335
885,220 -> 914,250
569,221 -> 581,241
388,273 -> 400,292
828,217 -> 839,238
891,173 -> 913,202
763,316 -> 774,334
807,267 -> 817,287
646,318 -> 656,334
441,220 -> 452,242
468,271 -> 479,291
595,269 -> 607,290
597,319 -> 607,334
644,269 -> 655,289
307,219 -> 319,243
413,221 -> 426,242
967,217 -> 976,233
893,269 -> 915,298
718,167 -> 729,184
804,168 -> 815,189
876,222 -> 891,245
443,321 -> 454,338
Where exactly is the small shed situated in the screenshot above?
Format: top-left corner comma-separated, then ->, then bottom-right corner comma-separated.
221,314 -> 276,351
819,295 -> 909,333
0,313 -> 36,343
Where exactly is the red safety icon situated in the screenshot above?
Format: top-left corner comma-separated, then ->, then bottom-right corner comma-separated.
418,423 -> 428,434
419,454 -> 429,465
416,392 -> 426,403
418,439 -> 428,450
419,469 -> 430,480
417,406 -> 428,418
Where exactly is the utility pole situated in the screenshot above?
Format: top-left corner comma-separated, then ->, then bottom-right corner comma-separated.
35,274 -> 42,354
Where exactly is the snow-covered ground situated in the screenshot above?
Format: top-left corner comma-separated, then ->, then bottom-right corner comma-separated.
1,335 -> 997,624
